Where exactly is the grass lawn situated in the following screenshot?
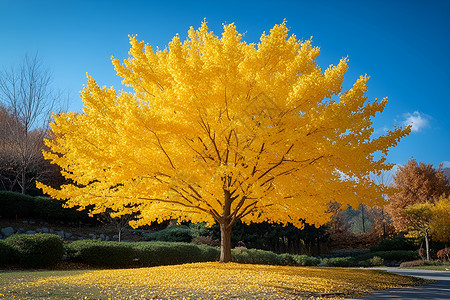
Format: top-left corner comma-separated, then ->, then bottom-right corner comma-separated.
0,262 -> 428,299
403,264 -> 450,271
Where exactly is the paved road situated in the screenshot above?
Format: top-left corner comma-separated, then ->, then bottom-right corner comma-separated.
347,268 -> 450,299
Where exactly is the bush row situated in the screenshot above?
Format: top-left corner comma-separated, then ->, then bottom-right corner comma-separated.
66,243 -> 330,267
399,259 -> 444,268
66,240 -> 220,267
355,250 -> 419,262
0,233 -> 421,269
0,191 -> 92,222
370,236 -> 416,252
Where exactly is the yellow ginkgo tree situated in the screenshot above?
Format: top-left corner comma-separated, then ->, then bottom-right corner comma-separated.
38,21 -> 410,262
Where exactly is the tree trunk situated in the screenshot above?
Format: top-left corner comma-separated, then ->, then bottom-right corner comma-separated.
218,188 -> 234,263
21,167 -> 26,194
361,204 -> 366,233
219,222 -> 232,263
424,230 -> 430,261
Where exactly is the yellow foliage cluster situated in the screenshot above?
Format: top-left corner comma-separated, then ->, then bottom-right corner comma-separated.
38,21 -> 409,230
4,263 -> 425,299
404,195 -> 450,242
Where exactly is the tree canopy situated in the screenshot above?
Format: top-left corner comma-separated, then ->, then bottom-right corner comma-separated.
387,159 -> 450,232
38,21 -> 410,262
387,159 -> 450,260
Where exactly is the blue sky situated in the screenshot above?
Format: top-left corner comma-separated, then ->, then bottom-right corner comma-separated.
1,0 -> 449,169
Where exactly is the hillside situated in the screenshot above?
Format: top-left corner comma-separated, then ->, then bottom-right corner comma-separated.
443,167 -> 450,180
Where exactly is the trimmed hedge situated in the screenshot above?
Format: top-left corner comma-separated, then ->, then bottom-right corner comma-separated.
65,240 -> 220,267
321,257 -> 357,267
5,233 -> 64,268
231,248 -> 285,265
0,240 -> 12,265
0,191 -> 91,222
280,254 -> 320,266
133,242 -> 219,266
33,196 -> 91,222
370,237 -> 416,252
290,254 -> 321,266
357,256 -> 385,267
356,250 -> 419,262
316,251 -> 419,267
66,240 -> 135,267
143,225 -> 193,243
0,191 -> 35,218
399,260 -> 443,268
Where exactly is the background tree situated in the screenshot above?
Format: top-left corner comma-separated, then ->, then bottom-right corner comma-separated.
0,54 -> 63,194
387,159 -> 450,260
97,208 -> 137,242
429,195 -> 450,244
369,169 -> 395,238
366,205 -> 395,239
38,22 -> 410,262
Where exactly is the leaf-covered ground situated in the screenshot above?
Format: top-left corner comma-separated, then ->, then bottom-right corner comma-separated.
1,262 -> 427,299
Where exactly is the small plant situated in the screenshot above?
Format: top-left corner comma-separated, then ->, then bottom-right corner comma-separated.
369,256 -> 384,266
437,248 -> 449,262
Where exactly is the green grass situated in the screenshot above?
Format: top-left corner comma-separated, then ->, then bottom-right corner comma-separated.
404,264 -> 450,271
0,263 -> 428,299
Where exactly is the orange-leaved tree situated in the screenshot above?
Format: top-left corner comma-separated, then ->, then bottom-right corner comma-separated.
387,159 -> 450,260
38,21 -> 410,262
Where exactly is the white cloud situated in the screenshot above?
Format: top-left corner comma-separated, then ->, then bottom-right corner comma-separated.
402,111 -> 431,132
442,161 -> 450,168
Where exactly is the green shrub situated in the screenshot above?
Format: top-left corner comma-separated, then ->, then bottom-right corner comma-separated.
356,250 -> 419,262
321,257 -> 357,267
231,248 -> 285,265
188,223 -> 213,238
65,240 -> 220,267
65,240 -> 136,267
370,237 -> 416,252
281,254 -> 320,266
280,253 -> 297,266
369,256 -> 385,266
143,225 -> 193,243
358,259 -> 371,267
5,233 -> 64,268
0,240 -> 13,265
191,235 -> 220,246
328,249 -> 369,257
33,196 -> 91,222
357,257 -> 384,267
291,254 -> 321,266
0,191 -> 35,218
133,242 -> 219,266
399,260 -> 442,268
